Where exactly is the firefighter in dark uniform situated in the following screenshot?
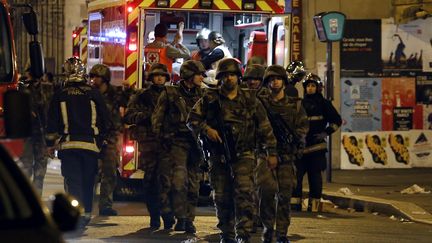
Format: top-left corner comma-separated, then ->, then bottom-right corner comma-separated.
89,64 -> 123,216
291,73 -> 342,212
285,61 -> 306,97
187,58 -> 278,243
46,57 -> 111,227
124,63 -> 173,229
256,65 -> 309,243
151,60 -> 206,233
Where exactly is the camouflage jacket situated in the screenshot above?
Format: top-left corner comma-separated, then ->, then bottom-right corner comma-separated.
152,81 -> 203,140
186,87 -> 277,156
124,84 -> 164,142
101,85 -> 124,138
257,87 -> 309,154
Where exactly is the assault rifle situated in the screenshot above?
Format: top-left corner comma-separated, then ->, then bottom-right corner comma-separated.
201,98 -> 237,164
266,109 -> 301,150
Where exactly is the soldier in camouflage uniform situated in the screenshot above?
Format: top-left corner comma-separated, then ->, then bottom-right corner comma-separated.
187,58 -> 278,243
19,67 -> 52,195
124,63 -> 172,229
241,63 -> 266,233
256,65 -> 309,243
151,60 -> 206,233
89,64 -> 123,216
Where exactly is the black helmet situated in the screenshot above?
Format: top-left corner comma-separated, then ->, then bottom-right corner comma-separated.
286,61 -> 306,84
302,73 -> 323,93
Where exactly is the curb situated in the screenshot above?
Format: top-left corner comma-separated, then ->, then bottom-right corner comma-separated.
322,191 -> 432,225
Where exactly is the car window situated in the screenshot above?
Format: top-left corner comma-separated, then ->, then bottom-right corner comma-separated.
0,160 -> 33,225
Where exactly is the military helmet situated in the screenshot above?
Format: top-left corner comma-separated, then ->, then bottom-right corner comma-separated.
63,57 -> 86,82
180,60 -> 207,81
263,65 -> 288,85
286,60 -> 306,84
208,31 -> 225,45
302,73 -> 323,92
148,63 -> 170,81
243,64 -> 265,81
196,28 -> 211,41
246,55 -> 267,67
89,64 -> 111,83
215,58 -> 242,80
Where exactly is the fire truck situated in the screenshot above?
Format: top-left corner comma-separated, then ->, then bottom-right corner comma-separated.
0,0 -> 45,159
87,0 -> 292,199
72,21 -> 89,65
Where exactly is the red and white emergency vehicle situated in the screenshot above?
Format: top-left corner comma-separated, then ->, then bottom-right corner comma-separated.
87,0 -> 293,198
72,21 -> 89,65
0,0 -> 45,160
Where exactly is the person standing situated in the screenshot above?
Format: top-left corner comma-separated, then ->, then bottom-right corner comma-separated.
19,67 -> 51,196
256,65 -> 309,243
46,57 -> 111,227
187,58 -> 277,243
291,73 -> 342,212
124,63 -> 173,229
151,60 -> 206,233
89,64 -> 123,216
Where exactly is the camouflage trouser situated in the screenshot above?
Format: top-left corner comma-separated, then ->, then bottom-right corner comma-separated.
252,157 -> 260,225
20,136 -> 48,195
158,141 -> 188,219
139,141 -> 161,219
209,153 -> 255,240
187,144 -> 203,221
99,138 -> 119,210
256,154 -> 296,238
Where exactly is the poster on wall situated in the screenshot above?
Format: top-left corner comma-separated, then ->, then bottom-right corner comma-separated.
416,75 -> 432,104
340,19 -> 382,74
382,18 -> 432,72
410,130 -> 432,167
422,105 -> 432,130
341,131 -> 413,169
381,77 -> 416,130
341,78 -> 381,132
393,107 -> 413,131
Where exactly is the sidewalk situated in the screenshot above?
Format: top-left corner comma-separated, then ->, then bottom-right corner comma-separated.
320,168 -> 432,224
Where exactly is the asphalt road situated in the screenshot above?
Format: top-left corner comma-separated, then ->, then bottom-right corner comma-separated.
42,161 -> 432,243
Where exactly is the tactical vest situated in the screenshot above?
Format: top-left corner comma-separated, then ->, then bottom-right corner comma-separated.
210,45 -> 232,71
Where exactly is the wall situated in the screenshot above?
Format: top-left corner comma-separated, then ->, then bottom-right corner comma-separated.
302,0 -> 393,168
63,0 -> 87,65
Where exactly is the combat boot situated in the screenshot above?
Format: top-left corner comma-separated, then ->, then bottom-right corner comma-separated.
162,213 -> 175,229
185,220 -> 196,233
276,236 -> 290,243
174,218 -> 187,231
150,216 -> 161,230
262,228 -> 273,243
99,207 -> 118,216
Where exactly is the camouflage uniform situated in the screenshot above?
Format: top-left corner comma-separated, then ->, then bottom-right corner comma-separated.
19,77 -> 52,195
151,60 -> 206,232
89,64 -> 123,215
256,65 -> 309,243
124,80 -> 166,228
187,58 -> 277,242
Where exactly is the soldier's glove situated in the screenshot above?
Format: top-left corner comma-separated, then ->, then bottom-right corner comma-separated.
313,132 -> 328,142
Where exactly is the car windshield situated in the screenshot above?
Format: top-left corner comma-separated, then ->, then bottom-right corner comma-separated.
0,3 -> 14,83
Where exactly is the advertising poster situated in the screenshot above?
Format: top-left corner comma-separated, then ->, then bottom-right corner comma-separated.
341,131 -> 412,169
410,130 -> 432,167
422,105 -> 432,129
341,78 -> 381,132
381,77 -> 416,130
393,107 -> 413,131
382,18 -> 431,71
416,75 -> 432,104
340,19 -> 382,74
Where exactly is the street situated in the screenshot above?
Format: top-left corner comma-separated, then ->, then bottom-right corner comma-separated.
42,160 -> 432,243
